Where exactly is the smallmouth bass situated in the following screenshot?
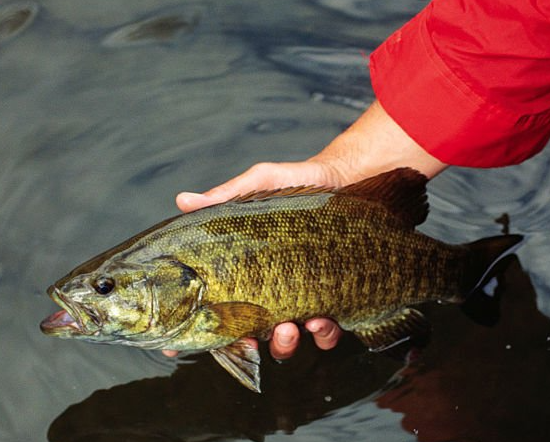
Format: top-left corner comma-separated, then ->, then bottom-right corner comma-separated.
40,168 -> 522,392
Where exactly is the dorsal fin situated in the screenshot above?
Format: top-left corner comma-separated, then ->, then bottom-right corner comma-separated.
227,184 -> 334,203
227,167 -> 428,228
337,167 -> 429,227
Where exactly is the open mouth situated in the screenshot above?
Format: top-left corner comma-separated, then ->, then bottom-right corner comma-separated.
40,309 -> 80,334
40,286 -> 101,336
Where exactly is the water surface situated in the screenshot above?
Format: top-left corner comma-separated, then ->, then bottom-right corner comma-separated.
1,1 -> 549,441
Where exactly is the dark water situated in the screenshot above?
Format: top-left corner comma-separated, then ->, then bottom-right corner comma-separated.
1,1 -> 549,441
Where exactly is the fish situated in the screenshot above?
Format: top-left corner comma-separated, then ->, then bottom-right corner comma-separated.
40,168 -> 523,392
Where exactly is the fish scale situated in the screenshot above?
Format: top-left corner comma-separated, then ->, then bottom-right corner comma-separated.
188,196 -> 453,323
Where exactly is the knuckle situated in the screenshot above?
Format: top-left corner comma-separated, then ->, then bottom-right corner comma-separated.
248,162 -> 275,176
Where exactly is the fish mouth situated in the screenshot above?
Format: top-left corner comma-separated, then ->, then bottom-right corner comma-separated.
40,286 -> 102,337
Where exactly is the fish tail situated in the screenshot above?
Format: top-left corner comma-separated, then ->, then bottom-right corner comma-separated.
460,234 -> 523,296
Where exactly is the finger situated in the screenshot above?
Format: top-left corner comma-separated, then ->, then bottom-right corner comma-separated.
241,337 -> 259,350
201,162 -> 312,201
175,192 -> 223,213
162,350 -> 179,357
305,318 -> 343,350
269,322 -> 300,360
175,165 -> 272,213
176,161 -> 328,214
204,163 -> 281,201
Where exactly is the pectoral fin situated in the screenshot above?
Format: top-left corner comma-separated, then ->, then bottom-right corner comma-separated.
206,301 -> 273,339
202,302 -> 273,393
353,308 -> 431,357
210,340 -> 262,393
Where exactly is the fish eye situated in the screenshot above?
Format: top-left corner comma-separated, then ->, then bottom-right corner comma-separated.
180,264 -> 197,286
92,276 -> 115,295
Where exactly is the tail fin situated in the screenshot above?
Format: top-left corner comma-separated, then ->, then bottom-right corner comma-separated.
461,234 -> 523,295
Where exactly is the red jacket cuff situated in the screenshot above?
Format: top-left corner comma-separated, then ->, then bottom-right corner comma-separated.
369,4 -> 550,168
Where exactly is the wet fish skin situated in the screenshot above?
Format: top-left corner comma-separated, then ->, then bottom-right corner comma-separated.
40,168 -> 522,392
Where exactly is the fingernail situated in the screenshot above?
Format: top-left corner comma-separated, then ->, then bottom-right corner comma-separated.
277,333 -> 295,347
308,323 -> 320,333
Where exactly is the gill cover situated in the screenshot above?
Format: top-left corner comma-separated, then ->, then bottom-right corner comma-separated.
146,256 -> 205,333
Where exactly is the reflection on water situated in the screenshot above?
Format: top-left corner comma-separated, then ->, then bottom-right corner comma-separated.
379,258 -> 550,442
48,337 -> 401,442
1,1 -> 550,442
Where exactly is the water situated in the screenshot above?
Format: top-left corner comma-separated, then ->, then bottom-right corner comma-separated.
1,1 -> 549,441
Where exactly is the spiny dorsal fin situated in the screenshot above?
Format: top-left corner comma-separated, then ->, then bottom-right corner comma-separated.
337,167 -> 429,227
227,184 -> 334,203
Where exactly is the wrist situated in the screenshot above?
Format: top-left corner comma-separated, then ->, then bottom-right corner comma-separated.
309,100 -> 448,185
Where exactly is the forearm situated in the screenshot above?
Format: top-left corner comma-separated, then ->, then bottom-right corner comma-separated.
308,99 -> 448,185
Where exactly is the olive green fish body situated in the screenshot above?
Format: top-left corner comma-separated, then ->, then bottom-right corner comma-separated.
41,168 -> 523,392
113,193 -> 463,344
163,196 -> 463,323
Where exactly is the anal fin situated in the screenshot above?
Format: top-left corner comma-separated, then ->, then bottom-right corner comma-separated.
210,340 -> 262,393
353,308 -> 431,359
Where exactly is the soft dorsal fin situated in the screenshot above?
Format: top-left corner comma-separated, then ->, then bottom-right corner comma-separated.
337,167 -> 429,227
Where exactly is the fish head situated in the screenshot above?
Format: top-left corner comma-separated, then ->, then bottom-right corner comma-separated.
40,256 -> 205,348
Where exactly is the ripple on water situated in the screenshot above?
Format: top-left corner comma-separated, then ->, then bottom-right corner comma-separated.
127,160 -> 184,186
265,45 -> 372,104
247,118 -> 299,134
102,13 -> 200,47
311,0 -> 426,21
266,46 -> 369,83
426,150 -> 550,234
311,91 -> 370,110
0,1 -> 38,45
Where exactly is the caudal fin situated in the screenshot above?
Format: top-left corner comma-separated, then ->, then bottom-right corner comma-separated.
461,234 -> 523,295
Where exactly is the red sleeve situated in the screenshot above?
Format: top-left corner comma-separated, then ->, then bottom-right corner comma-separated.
369,0 -> 550,167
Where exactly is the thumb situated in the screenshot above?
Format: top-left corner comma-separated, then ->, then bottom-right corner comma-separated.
175,160 -> 330,214
175,162 -> 286,213
175,192 -> 223,213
